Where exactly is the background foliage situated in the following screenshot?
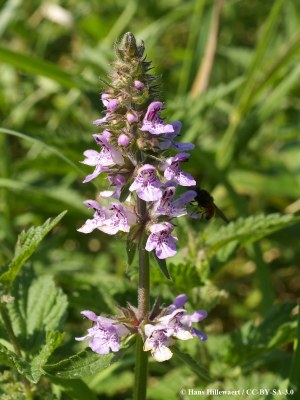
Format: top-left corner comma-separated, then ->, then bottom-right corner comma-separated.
0,0 -> 300,399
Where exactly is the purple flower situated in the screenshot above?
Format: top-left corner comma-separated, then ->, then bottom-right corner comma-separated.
159,308 -> 208,341
164,153 -> 196,186
127,111 -> 138,123
167,294 -> 188,313
81,131 -> 124,183
77,200 -> 110,233
143,324 -> 174,362
134,80 -> 144,90
141,102 -> 175,135
93,116 -> 108,125
93,132 -> 124,165
129,164 -> 163,201
99,203 -> 136,235
158,121 -> 195,151
77,201 -> 136,235
118,134 -> 130,147
76,310 -> 128,354
101,93 -> 119,111
145,222 -> 178,259
154,186 -> 197,217
100,174 -> 126,199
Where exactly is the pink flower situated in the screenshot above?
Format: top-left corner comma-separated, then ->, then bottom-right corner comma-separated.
129,165 -> 163,201
145,222 -> 178,259
141,102 -> 175,135
164,153 -> 196,186
76,310 -> 128,355
143,324 -> 174,362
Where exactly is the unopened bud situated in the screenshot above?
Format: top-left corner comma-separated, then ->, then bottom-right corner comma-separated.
107,99 -> 119,112
121,32 -> 138,57
127,111 -> 138,124
118,134 -> 130,147
134,80 -> 144,90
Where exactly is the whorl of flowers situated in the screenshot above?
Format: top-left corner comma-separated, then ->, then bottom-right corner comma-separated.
78,32 -> 197,260
76,295 -> 207,362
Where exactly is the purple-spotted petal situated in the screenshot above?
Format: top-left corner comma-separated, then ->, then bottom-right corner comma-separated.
146,223 -> 178,259
129,164 -> 162,201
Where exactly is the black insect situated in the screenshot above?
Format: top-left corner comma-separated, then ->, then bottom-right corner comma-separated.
191,186 -> 229,224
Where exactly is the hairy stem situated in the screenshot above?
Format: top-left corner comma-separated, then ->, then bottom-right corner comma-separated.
133,195 -> 150,400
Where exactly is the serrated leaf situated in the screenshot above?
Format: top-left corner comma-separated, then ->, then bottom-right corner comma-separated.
0,211 -> 67,286
206,213 -> 300,253
43,349 -> 123,379
225,302 -> 297,365
172,345 -> 211,381
0,343 -> 35,382
30,331 -> 63,382
153,255 -> 172,280
151,263 -> 201,292
7,271 -> 68,351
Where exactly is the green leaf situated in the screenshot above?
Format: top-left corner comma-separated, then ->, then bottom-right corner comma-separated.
0,211 -> 67,286
30,331 -> 63,382
0,343 -> 35,383
48,377 -> 98,400
206,213 -> 300,254
126,238 -> 137,266
172,345 -> 211,381
7,270 -> 68,351
43,349 -> 123,379
0,332 -> 62,384
0,47 -> 92,90
0,128 -> 84,175
26,276 -> 68,338
153,255 -> 172,280
224,302 -> 297,366
288,300 -> 300,396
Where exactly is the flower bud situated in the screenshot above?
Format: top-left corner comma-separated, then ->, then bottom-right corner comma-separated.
127,111 -> 138,124
107,99 -> 119,112
118,134 -> 130,147
134,80 -> 144,90
121,32 -> 138,57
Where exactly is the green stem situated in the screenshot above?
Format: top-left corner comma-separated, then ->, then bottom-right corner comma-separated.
133,195 -> 150,400
288,300 -> 300,398
0,303 -> 33,399
133,334 -> 149,400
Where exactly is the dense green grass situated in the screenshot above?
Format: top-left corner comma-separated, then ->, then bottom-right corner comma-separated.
0,0 -> 300,399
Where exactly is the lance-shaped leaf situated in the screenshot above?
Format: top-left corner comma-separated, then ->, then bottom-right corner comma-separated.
153,254 -> 172,280
43,348 -> 124,379
172,345 -> 211,381
206,213 -> 300,253
30,331 -> 63,382
0,211 -> 67,287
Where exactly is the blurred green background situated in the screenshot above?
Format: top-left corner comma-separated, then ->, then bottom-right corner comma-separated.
0,0 -> 300,399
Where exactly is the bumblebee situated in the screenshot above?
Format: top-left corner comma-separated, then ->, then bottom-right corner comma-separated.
191,186 -> 229,224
